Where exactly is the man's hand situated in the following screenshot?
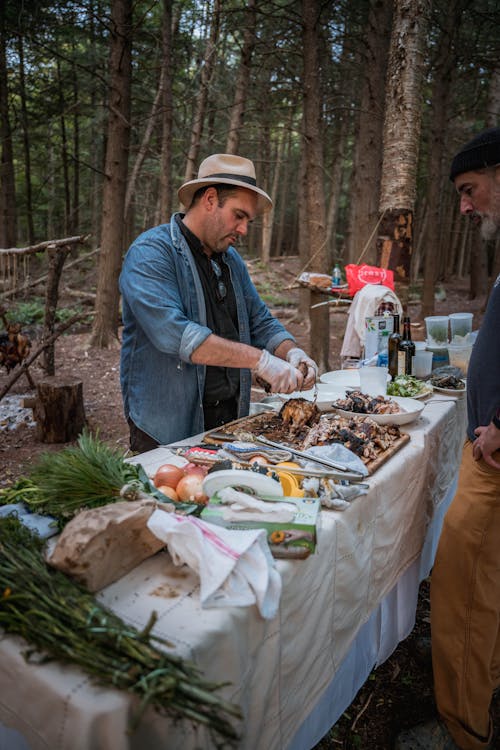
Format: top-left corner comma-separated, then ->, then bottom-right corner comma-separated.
253,349 -> 303,394
285,347 -> 318,390
472,423 -> 500,469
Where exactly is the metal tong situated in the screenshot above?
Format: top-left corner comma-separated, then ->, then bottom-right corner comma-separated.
254,435 -> 367,482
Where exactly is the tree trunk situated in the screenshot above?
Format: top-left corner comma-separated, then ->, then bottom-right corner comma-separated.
56,56 -> 71,236
421,1 -> 464,319
17,35 -> 34,245
0,5 -> 17,248
42,245 -> 71,375
261,132 -> 284,263
183,0 -> 221,186
302,0 -> 329,373
90,0 -> 132,348
345,0 -> 392,266
158,0 -> 174,223
34,377 -> 86,443
225,0 -> 256,154
377,0 -> 429,308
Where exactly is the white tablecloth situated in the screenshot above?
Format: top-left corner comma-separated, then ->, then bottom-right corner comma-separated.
0,395 -> 466,750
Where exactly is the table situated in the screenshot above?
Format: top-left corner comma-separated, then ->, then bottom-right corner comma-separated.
0,394 -> 466,750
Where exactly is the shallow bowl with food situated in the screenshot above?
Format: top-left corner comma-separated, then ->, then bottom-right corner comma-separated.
333,395 -> 425,426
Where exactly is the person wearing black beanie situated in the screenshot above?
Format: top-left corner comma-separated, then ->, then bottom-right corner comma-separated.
396,127 -> 500,750
449,126 -> 500,182
450,126 -> 500,242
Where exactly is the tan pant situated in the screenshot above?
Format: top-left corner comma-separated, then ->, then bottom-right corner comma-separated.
431,440 -> 500,749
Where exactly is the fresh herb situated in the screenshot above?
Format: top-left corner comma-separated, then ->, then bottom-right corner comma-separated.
4,431 -> 198,523
0,516 -> 241,745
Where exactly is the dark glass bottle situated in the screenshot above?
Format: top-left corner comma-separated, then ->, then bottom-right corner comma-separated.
398,316 -> 416,375
388,314 -> 402,380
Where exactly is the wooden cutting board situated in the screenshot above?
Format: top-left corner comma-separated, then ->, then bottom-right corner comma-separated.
203,411 -> 410,475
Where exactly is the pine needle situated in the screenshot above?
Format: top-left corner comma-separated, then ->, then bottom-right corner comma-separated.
0,517 -> 241,746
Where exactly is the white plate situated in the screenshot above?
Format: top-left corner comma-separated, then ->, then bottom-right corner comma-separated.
273,384 -> 346,411
431,384 -> 466,397
202,469 -> 284,498
332,396 -> 425,426
320,369 -> 391,389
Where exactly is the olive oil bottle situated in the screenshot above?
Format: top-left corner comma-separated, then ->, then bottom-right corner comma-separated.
397,316 -> 416,375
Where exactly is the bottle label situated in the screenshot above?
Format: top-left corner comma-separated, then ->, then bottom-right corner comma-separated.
397,351 -> 406,375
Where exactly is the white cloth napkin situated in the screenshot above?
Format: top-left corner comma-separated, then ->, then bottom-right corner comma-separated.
147,508 -> 282,620
217,487 -> 297,523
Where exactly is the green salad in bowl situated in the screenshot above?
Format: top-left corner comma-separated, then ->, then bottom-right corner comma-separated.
387,375 -> 433,399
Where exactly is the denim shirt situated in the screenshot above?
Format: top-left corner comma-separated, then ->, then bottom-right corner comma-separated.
119,213 -> 295,445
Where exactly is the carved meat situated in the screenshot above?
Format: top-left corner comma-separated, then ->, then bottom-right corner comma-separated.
279,398 -> 320,435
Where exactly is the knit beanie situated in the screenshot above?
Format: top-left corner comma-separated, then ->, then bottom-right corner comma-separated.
449,127 -> 500,181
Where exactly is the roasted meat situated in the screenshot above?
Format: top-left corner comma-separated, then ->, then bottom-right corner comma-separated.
279,398 -> 320,435
333,390 -> 400,415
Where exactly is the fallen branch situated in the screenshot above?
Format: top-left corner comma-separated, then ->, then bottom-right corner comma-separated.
351,691 -> 374,732
0,235 -> 89,257
0,246 -> 99,299
0,312 -> 94,402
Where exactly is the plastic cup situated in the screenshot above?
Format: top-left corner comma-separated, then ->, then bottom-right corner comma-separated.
412,350 -> 433,378
359,366 -> 388,397
425,316 -> 449,347
447,342 -> 473,376
449,312 -> 473,341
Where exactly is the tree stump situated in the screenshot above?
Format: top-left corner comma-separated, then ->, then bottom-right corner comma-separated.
34,377 -> 86,443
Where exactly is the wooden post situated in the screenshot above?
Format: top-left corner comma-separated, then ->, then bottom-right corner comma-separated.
33,376 -> 86,443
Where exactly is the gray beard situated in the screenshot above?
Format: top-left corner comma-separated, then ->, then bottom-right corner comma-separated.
480,214 -> 500,241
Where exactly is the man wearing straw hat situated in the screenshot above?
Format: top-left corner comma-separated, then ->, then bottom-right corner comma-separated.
120,154 -> 317,451
396,127 -> 500,749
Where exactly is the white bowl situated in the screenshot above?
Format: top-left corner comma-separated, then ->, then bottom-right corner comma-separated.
320,369 -> 391,389
332,396 -> 425,426
273,383 -> 346,411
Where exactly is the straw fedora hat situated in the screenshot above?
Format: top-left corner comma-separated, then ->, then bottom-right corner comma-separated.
178,154 -> 272,214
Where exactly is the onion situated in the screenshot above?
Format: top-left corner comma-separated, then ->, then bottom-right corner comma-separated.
153,463 -> 184,489
176,473 -> 205,501
157,485 -> 179,501
183,462 -> 208,477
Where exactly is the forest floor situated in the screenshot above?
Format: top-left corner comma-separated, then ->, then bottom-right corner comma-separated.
0,255 -> 497,748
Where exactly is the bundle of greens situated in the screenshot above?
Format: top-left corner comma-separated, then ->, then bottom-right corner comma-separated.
0,516 -> 241,745
0,431 -> 198,524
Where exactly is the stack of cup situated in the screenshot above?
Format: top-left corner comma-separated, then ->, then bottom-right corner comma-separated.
425,316 -> 450,370
449,312 -> 473,342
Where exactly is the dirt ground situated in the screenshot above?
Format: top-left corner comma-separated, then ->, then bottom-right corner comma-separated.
0,258 -> 496,748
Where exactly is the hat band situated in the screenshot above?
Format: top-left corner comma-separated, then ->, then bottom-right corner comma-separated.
206,172 -> 257,186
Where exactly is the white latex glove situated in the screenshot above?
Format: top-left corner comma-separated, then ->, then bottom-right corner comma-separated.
253,349 -> 303,394
285,347 -> 318,390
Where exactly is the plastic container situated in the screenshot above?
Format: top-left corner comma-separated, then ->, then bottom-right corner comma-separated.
359,366 -> 388,397
449,312 -> 473,341
412,350 -> 433,378
425,316 -> 449,347
427,345 -> 449,370
447,341 -> 473,376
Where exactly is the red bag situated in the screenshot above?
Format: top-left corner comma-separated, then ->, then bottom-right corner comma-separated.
345,264 -> 395,296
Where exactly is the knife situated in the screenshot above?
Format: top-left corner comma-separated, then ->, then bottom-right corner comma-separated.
254,435 -> 367,481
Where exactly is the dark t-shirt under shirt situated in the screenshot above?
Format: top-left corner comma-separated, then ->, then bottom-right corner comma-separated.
175,215 -> 240,403
466,273 -> 500,440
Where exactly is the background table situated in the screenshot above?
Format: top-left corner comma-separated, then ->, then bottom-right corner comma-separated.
0,395 -> 466,750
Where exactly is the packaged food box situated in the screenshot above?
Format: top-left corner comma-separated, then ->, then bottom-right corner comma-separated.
201,494 -> 321,560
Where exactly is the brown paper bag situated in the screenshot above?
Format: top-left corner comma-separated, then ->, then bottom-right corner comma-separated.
47,499 -> 165,591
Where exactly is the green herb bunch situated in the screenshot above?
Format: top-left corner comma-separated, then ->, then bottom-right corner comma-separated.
0,517 -> 241,746
0,431 -> 198,523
